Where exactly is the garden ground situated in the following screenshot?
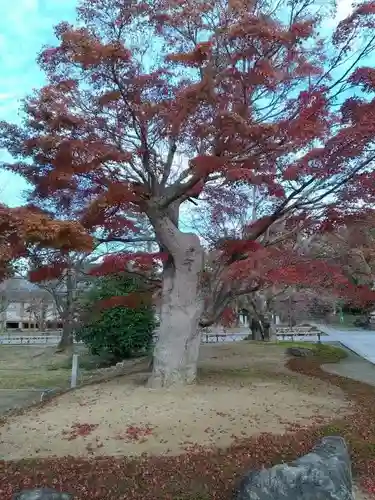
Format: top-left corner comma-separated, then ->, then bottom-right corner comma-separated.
0,342 -> 350,461
0,341 -> 374,499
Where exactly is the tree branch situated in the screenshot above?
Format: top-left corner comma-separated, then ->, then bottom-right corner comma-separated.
162,139 -> 177,185
96,236 -> 156,244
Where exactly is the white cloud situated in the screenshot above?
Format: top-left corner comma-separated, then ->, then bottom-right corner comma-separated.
0,93 -> 16,101
336,0 -> 354,21
322,0 -> 354,30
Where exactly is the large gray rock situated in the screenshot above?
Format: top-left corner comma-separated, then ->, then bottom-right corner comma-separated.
12,489 -> 73,500
234,436 -> 353,500
286,347 -> 314,357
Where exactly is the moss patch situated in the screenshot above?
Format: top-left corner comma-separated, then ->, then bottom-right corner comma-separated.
275,341 -> 348,363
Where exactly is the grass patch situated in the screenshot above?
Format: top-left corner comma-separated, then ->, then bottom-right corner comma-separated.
46,351 -> 115,371
0,345 -> 101,389
311,343 -> 348,363
0,346 -> 72,389
0,345 -> 148,390
276,341 -> 348,363
0,370 -> 71,389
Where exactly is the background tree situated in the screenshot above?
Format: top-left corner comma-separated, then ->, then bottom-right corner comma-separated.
18,186 -> 154,350
24,296 -> 48,331
26,247 -> 98,350
12,192 -> 99,350
307,212 -> 375,316
2,0 -> 375,386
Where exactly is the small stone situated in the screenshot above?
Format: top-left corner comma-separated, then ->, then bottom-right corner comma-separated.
40,389 -> 59,402
286,346 -> 314,357
12,488 -> 73,500
234,436 -> 353,500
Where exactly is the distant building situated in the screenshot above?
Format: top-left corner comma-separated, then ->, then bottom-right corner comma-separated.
0,277 -> 61,332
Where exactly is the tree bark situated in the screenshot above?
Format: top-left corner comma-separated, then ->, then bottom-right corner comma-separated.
250,318 -> 263,340
269,322 -> 278,341
56,266 -> 75,352
148,254 -> 204,387
250,293 -> 278,341
147,213 -> 204,387
56,321 -> 73,352
262,318 -> 277,341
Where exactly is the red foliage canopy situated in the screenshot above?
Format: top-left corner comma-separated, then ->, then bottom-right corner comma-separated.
1,0 -> 375,320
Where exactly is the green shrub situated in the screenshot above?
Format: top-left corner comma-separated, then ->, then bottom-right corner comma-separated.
75,274 -> 156,364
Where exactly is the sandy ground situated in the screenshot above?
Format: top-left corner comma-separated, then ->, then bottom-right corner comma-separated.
0,343 -> 351,461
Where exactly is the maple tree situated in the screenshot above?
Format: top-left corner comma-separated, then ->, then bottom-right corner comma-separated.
0,203 -> 94,344
0,204 -> 92,280
1,0 -> 375,386
313,214 -> 375,287
25,246 -> 98,350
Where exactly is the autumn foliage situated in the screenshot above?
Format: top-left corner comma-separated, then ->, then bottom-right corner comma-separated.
0,204 -> 93,280
0,1 -> 374,288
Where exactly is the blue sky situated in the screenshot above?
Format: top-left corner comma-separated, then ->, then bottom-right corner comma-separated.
0,0 -> 353,208
0,0 -> 77,207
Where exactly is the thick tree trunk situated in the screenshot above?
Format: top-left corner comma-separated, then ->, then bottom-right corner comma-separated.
182,330 -> 202,381
269,322 -> 278,341
148,257 -> 204,387
262,319 -> 277,341
250,318 -> 263,340
56,322 -> 73,352
250,294 -> 278,341
56,266 -> 75,353
147,212 -> 204,387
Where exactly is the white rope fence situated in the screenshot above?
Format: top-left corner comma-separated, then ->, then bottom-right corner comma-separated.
0,326 -> 322,346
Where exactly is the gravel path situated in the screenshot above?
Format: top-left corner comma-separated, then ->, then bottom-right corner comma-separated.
322,342 -> 375,386
321,343 -> 375,500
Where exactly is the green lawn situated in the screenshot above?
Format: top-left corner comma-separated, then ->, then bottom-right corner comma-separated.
263,340 -> 348,363
0,340 -> 348,390
0,344 -> 146,389
0,345 -> 92,389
